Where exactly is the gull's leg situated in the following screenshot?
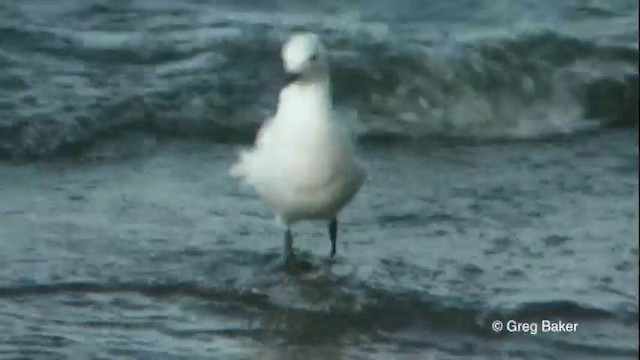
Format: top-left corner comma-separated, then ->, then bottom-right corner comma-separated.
284,228 -> 294,264
328,218 -> 337,258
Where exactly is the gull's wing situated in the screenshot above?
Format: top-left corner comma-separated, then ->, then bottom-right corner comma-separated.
254,116 -> 274,146
229,116 -> 273,179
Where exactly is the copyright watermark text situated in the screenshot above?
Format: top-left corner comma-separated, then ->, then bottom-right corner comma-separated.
491,320 -> 578,335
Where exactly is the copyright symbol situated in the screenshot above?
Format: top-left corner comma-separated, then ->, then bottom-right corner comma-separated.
492,320 -> 503,332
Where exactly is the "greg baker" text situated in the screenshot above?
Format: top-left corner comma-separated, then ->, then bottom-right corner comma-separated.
506,320 -> 578,335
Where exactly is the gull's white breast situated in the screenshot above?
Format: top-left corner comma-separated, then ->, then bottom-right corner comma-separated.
231,83 -> 366,225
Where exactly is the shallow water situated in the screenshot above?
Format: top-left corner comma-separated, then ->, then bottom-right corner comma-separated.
1,130 -> 637,359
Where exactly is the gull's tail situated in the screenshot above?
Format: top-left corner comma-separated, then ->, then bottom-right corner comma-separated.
229,150 -> 249,179
229,149 -> 262,191
230,116 -> 274,185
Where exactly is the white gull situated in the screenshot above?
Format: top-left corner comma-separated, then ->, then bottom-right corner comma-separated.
230,33 -> 366,264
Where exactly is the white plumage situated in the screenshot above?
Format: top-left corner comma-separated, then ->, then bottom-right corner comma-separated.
230,33 -> 366,263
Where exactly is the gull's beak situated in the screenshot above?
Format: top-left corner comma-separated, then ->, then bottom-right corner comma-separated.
284,71 -> 302,87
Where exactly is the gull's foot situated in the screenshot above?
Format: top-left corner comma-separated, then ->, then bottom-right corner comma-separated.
280,254 -> 314,274
284,251 -> 297,268
292,259 -> 314,273
328,218 -> 337,258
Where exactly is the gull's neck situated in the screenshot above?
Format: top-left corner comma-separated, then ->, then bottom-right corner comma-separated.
277,73 -> 332,120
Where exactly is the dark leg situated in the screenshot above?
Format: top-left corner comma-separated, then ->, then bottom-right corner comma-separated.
284,229 -> 294,264
328,218 -> 337,258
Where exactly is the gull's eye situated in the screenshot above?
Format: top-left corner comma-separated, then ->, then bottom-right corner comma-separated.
309,53 -> 318,62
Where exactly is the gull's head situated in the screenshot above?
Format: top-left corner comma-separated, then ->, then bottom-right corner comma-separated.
281,33 -> 328,84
